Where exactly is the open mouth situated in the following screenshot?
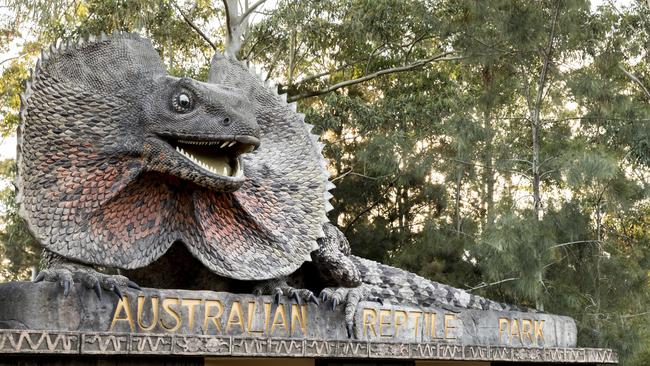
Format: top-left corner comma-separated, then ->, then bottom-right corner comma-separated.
168,136 -> 259,177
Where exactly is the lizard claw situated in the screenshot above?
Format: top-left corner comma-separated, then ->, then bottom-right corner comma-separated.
93,281 -> 102,300
319,285 -> 381,339
321,292 -> 329,302
290,290 -> 301,305
35,265 -> 135,301
308,293 -> 319,306
34,272 -> 45,283
113,284 -> 123,299
273,288 -> 282,304
346,323 -> 354,339
266,285 -> 318,306
127,280 -> 142,291
62,278 -> 71,297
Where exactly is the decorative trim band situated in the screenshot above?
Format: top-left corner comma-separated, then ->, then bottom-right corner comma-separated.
0,329 -> 618,363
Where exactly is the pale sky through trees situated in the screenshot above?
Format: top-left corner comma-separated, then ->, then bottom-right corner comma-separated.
0,0 -> 636,162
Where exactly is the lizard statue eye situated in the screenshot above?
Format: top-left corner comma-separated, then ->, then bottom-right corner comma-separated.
172,92 -> 193,113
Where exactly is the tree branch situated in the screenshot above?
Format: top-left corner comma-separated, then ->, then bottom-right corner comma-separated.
467,277 -> 519,292
287,52 -> 461,102
172,2 -> 216,50
0,55 -> 22,67
291,58 -> 369,86
238,0 -> 267,24
343,175 -> 399,234
223,0 -> 233,49
548,240 -> 601,250
331,169 -> 392,182
618,64 -> 650,100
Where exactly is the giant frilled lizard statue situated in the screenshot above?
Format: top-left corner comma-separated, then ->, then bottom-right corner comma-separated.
18,33 -> 516,337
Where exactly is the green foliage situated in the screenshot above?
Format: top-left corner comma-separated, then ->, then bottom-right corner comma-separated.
1,0 -> 649,363
0,160 -> 39,280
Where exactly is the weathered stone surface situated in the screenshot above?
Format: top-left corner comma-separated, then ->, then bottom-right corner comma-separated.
0,330 -> 619,363
0,281 -> 574,347
0,282 -> 617,363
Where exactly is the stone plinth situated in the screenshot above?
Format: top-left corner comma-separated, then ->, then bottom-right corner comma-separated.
0,281 -> 617,364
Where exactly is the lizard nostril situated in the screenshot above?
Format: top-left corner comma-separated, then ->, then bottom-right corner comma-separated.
222,117 -> 231,126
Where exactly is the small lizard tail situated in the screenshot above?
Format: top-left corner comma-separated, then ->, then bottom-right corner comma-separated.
350,255 -> 532,312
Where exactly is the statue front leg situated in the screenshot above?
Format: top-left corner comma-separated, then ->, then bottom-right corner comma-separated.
253,277 -> 320,305
35,248 -> 141,299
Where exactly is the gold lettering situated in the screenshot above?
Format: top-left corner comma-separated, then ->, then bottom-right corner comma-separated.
264,302 -> 272,334
181,298 -> 201,330
408,311 -> 422,340
498,317 -> 509,344
444,313 -> 457,339
271,304 -> 289,334
362,308 -> 378,337
394,310 -> 407,337
203,300 -> 224,333
430,312 -> 438,338
226,301 -> 246,332
511,318 -> 523,344
110,295 -> 135,332
160,297 -> 182,332
379,309 -> 392,337
522,319 -> 534,344
290,304 -> 308,336
136,295 -> 159,331
535,320 -> 545,343
247,301 -> 264,335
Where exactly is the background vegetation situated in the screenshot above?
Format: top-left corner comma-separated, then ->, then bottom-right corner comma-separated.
0,0 -> 648,363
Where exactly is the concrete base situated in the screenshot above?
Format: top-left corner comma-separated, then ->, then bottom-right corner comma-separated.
0,282 -> 617,364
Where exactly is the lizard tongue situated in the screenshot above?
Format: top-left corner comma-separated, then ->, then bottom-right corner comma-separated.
200,155 -> 232,176
175,146 -> 234,176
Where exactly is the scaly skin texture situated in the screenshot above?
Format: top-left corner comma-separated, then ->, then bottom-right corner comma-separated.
18,32 -> 329,284
19,33 -> 525,338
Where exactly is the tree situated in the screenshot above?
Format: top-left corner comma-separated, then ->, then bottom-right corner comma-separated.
1,1 -> 649,363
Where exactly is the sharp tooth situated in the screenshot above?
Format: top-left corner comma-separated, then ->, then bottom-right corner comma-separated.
220,141 -> 229,148
228,141 -> 236,147
235,160 -> 243,177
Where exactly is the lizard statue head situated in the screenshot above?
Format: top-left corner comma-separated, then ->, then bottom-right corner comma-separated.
142,75 -> 260,192
17,32 -> 332,281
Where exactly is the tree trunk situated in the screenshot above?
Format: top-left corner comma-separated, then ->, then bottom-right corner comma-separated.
528,2 -> 560,311
288,29 -> 297,86
481,65 -> 495,228
454,159 -> 463,234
